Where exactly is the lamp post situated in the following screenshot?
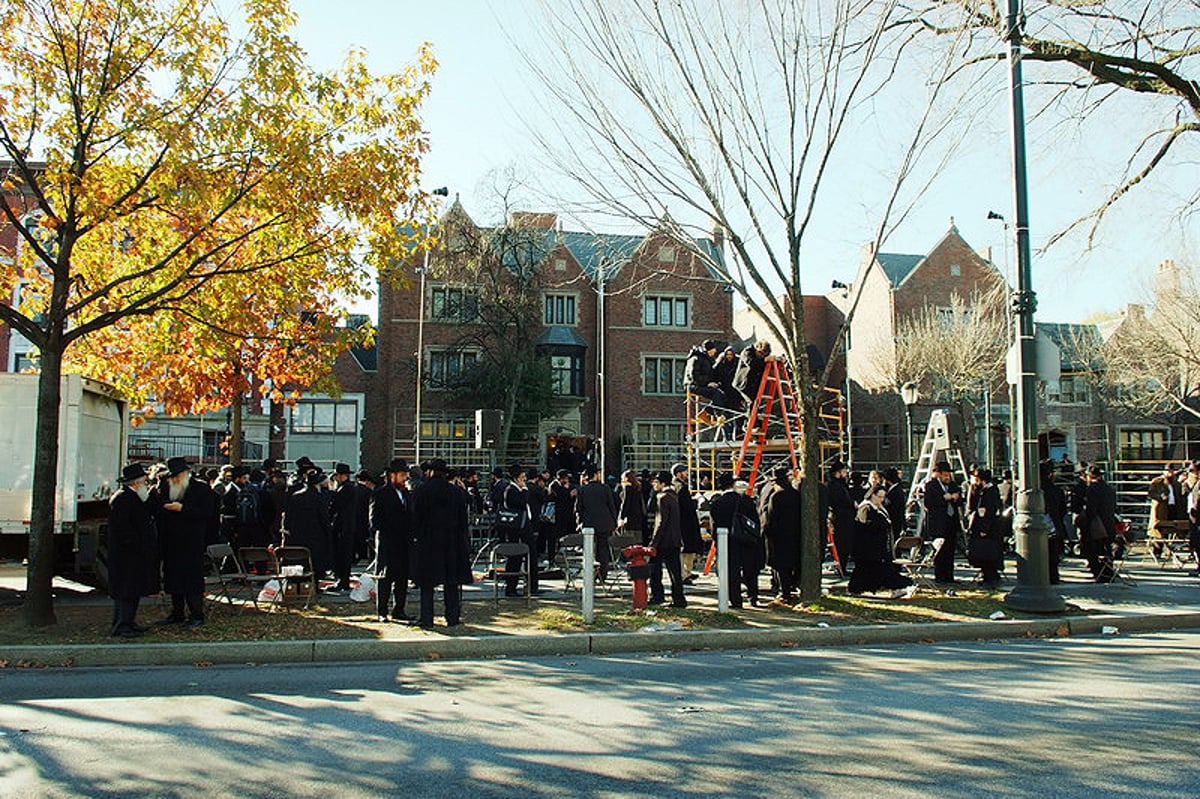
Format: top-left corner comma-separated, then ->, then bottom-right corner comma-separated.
901,381 -> 918,465
413,187 -> 450,467
1000,0 -> 1064,613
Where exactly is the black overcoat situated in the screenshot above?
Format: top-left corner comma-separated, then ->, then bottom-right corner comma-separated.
760,478 -> 801,572
159,478 -> 216,595
283,486 -> 333,571
674,478 -> 703,554
411,476 -> 473,588
371,484 -> 412,579
330,480 -> 359,544
576,481 -> 618,534
107,487 -> 160,599
650,488 -> 683,552
618,481 -> 645,538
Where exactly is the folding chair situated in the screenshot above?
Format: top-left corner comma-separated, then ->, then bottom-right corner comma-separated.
239,546 -> 283,610
204,542 -> 249,611
490,542 -> 532,604
554,533 -> 586,591
893,535 -> 935,590
605,533 -> 640,593
274,546 -> 317,608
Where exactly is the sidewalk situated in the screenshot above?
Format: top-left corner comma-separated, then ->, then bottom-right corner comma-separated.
1,556 -> 1196,668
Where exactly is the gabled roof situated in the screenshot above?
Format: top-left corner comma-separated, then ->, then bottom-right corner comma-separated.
557,230 -> 644,281
1037,322 -> 1101,372
875,252 -> 924,287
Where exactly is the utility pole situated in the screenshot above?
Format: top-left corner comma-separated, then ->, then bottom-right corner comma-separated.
1002,0 -> 1065,613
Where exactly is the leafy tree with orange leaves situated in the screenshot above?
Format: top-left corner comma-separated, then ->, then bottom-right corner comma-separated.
0,0 -> 436,626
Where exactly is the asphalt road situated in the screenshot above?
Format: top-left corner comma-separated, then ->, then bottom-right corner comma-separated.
2,632 -> 1199,798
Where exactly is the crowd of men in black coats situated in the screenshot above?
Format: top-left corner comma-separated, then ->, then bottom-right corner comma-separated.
105,453 -> 479,636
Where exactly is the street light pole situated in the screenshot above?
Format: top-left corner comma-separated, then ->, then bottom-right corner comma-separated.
901,381 -> 918,466
1001,0 -> 1064,613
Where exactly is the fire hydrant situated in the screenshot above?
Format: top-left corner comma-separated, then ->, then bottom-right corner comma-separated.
623,544 -> 655,609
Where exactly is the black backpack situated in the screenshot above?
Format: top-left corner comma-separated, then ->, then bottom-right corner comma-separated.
236,483 -> 263,525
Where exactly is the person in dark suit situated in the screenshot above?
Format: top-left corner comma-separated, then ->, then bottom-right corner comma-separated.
966,468 -> 1003,588
921,461 -> 962,584
576,464 -> 619,581
282,470 -> 333,577
760,465 -> 801,602
1040,460 -> 1067,584
648,471 -> 686,607
709,473 -> 763,608
328,463 -> 359,592
158,457 -> 217,627
618,469 -> 646,545
1083,465 -> 1118,582
671,463 -> 703,583
848,485 -> 912,596
827,461 -> 856,575
882,468 -> 907,541
548,469 -> 576,566
107,463 -> 160,637
411,458 -> 473,628
353,469 -> 377,562
371,459 -> 413,622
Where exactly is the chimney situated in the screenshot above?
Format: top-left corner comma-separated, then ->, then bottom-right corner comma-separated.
981,245 -> 993,263
711,223 -> 725,254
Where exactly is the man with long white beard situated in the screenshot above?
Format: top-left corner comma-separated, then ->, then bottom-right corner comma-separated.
158,456 -> 217,627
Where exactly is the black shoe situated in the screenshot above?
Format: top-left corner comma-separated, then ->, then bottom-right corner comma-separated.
648,597 -> 665,606
186,618 -> 205,628
729,603 -> 743,610
749,597 -> 761,607
671,601 -> 688,608
415,621 -> 435,630
504,588 -> 520,597
376,615 -> 390,623
160,615 -> 186,625
446,620 -> 462,627
112,627 -> 143,639
681,575 -> 697,586
391,612 -> 411,622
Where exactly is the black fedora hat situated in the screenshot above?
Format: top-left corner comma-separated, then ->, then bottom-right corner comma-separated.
386,458 -> 410,473
165,457 -> 190,477
121,463 -> 148,483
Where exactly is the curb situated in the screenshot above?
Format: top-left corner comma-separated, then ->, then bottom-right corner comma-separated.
3,611 -> 1199,668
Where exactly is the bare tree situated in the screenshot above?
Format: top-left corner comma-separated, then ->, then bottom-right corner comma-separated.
522,0 -> 977,600
1076,262 -> 1200,422
922,0 -> 1200,247
893,285 -> 1011,456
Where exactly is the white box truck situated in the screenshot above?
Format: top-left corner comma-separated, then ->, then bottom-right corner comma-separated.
0,373 -> 127,580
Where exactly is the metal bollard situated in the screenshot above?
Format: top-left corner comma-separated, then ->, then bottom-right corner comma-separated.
582,526 -> 595,623
716,527 -> 729,612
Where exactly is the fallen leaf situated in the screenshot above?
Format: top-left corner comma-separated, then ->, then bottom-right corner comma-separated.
1055,623 -> 1070,637
194,661 -> 213,668
61,657 -> 75,668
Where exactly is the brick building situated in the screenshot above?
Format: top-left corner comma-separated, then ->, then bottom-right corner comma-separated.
347,201 -> 734,474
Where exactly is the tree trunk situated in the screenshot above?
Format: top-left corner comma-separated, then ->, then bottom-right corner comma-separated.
798,391 -> 823,602
22,340 -> 64,627
230,393 -> 243,466
499,360 -> 526,465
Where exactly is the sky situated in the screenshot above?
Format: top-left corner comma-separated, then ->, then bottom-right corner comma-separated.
283,0 -> 1197,325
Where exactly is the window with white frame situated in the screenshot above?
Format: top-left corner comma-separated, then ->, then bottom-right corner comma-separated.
426,347 -> 479,388
642,355 -> 688,395
429,286 -> 480,322
291,400 -> 359,434
635,420 -> 686,444
1047,375 -> 1090,405
643,295 -> 689,328
418,416 -> 473,440
544,293 -> 577,326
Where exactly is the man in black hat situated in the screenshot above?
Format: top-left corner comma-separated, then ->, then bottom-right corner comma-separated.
289,456 -> 316,494
354,468 -> 377,562
648,470 -> 686,607
329,463 -> 359,593
685,339 -> 727,425
411,458 -> 473,627
827,461 -> 856,575
158,456 -> 217,627
882,468 -> 907,540
282,469 -> 333,577
921,461 -> 963,585
107,464 -> 160,637
371,458 -> 414,622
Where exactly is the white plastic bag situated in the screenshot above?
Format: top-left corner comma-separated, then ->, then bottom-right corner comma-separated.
349,573 -> 376,603
257,578 -> 282,605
